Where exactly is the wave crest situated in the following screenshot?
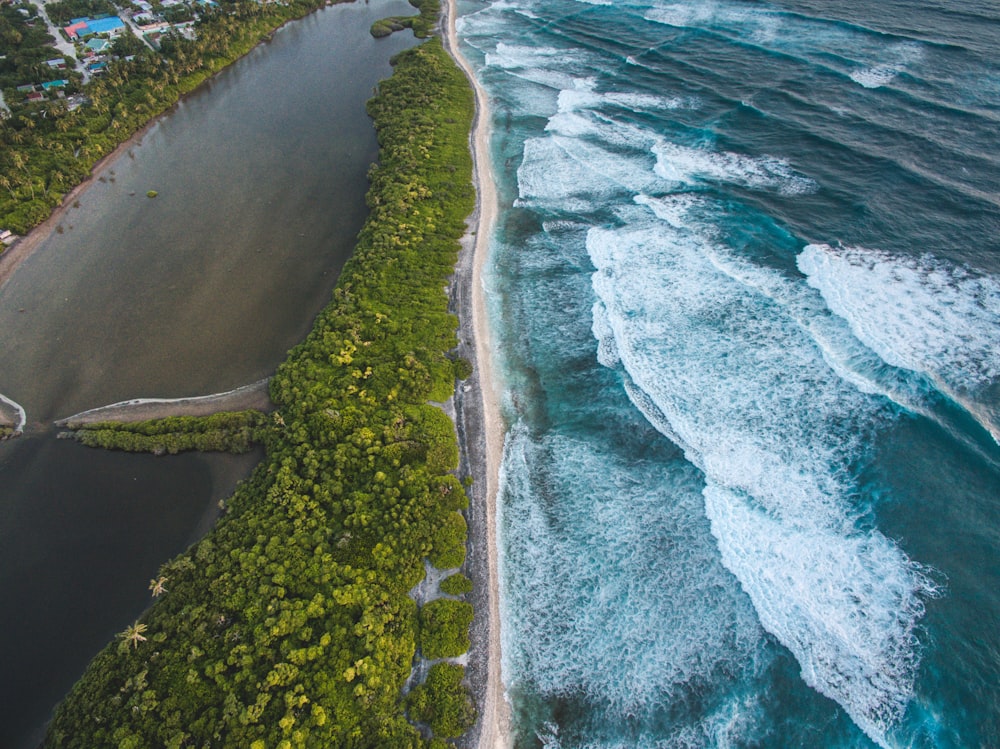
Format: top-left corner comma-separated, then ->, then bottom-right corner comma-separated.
589,205 -> 939,746
799,243 -> 1000,441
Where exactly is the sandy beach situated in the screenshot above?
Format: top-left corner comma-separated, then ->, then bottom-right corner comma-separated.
440,3 -> 512,748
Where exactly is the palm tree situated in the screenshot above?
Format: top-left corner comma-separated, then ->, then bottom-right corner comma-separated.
149,576 -> 169,596
120,622 -> 148,649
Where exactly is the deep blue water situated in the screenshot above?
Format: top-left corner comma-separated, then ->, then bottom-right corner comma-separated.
456,1 -> 1000,747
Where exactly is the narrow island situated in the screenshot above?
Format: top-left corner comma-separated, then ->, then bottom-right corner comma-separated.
0,0 -> 508,746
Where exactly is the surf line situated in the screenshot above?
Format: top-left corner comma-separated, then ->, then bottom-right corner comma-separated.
0,391 -> 27,437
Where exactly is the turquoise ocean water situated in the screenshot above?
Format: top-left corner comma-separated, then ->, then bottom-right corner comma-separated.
456,1 -> 1000,747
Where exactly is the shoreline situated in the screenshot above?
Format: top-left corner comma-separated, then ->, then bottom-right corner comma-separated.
0,4 -> 336,295
0,391 -> 26,434
440,3 -> 511,749
0,116 -> 161,294
53,378 -> 273,428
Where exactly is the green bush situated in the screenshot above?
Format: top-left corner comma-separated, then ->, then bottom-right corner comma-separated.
439,573 -> 472,596
429,511 -> 467,569
419,599 -> 472,659
73,411 -> 269,454
407,663 -> 476,738
452,357 -> 473,381
370,0 -> 439,39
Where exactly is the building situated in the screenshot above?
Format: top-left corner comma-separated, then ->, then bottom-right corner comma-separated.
85,37 -> 111,54
64,16 -> 126,40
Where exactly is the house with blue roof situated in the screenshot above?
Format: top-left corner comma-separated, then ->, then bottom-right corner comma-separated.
64,16 -> 126,40
87,16 -> 125,35
85,37 -> 111,54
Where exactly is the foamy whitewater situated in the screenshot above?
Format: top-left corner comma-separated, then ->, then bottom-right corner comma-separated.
457,0 -> 1000,746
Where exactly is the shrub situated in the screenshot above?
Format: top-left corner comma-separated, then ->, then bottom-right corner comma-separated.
407,663 -> 476,738
419,599 -> 472,659
439,573 -> 472,596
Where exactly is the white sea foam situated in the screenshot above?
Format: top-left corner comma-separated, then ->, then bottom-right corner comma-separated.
799,244 -> 1000,440
663,693 -> 765,749
645,2 -> 730,30
651,215 -> 938,410
652,142 -> 817,195
557,85 -> 692,115
536,690 -> 764,749
588,209 -> 938,745
487,42 -> 587,76
850,65 -> 899,89
547,107 -> 661,153
849,42 -> 924,88
591,301 -> 619,368
483,45 -> 593,112
704,482 -> 935,744
516,134 -> 660,210
498,425 -> 765,711
642,0 -> 928,91
523,117 -> 815,213
634,194 -> 703,228
644,1 -> 784,44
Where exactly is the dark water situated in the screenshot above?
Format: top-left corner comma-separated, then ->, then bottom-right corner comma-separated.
457,0 -> 1000,746
0,3 -> 417,746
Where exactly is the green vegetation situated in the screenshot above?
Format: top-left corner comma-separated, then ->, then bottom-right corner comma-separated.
429,510 -> 467,569
71,410 -> 269,454
44,33 -> 478,749
146,189 -> 158,198
370,0 -> 438,39
438,572 -> 472,596
0,2 -> 76,91
419,599 -> 473,659
407,663 -> 476,738
1,0 -> 344,236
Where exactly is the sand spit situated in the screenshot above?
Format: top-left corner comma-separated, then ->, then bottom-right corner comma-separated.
0,391 -> 27,436
54,378 -> 273,428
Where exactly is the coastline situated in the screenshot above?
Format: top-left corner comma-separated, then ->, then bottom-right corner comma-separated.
440,3 -> 511,749
0,3 -> 338,295
0,391 -> 26,434
0,118 -> 159,294
53,378 -> 273,428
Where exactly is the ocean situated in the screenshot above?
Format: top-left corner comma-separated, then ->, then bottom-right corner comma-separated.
454,1 -> 1000,747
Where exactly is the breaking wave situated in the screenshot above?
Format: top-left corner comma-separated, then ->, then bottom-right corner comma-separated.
588,203 -> 939,746
799,244 -> 1000,441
